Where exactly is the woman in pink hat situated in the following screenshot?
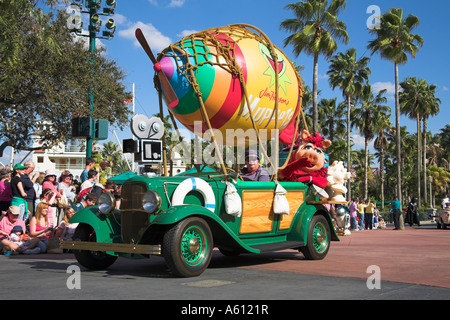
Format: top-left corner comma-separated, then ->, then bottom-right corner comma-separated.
42,170 -> 61,198
42,170 -> 61,226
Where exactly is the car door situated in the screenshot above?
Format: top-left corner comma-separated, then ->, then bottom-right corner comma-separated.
236,181 -> 305,236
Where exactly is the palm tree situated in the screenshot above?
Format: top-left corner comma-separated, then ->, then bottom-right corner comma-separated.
439,125 -> 450,171
100,141 -> 123,176
301,85 -> 314,130
367,7 -> 424,205
116,158 -> 132,174
420,83 -> 441,203
428,165 -> 450,208
373,111 -> 393,209
427,140 -> 447,169
398,128 -> 417,205
399,77 -> 427,206
317,97 -> 346,142
399,77 -> 441,205
327,48 -> 371,199
326,138 -> 347,164
280,0 -> 349,132
351,86 -> 389,199
352,149 -> 375,198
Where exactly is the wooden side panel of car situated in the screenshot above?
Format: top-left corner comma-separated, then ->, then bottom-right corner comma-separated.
239,190 -> 274,234
278,191 -> 304,230
239,190 -> 304,234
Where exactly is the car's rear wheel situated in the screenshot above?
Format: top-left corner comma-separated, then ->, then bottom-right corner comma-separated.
300,215 -> 330,260
72,224 -> 117,270
163,217 -> 213,277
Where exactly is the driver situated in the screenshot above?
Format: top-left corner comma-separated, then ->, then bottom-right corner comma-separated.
240,150 -> 270,182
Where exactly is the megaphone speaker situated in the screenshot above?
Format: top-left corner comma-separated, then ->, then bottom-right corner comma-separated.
105,18 -> 115,30
91,14 -> 101,25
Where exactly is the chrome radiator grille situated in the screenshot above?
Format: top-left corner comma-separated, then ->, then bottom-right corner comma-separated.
120,182 -> 151,244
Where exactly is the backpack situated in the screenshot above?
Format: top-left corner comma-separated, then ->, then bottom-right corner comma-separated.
76,185 -> 104,203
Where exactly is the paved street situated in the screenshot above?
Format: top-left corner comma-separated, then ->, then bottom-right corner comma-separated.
1,221 -> 449,303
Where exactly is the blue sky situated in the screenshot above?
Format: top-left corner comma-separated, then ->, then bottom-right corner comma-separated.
107,0 -> 450,144
2,0 -> 449,166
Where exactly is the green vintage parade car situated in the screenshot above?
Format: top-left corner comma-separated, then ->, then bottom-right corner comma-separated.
61,170 -> 339,277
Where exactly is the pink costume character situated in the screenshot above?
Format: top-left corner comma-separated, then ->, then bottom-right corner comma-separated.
279,130 -> 331,189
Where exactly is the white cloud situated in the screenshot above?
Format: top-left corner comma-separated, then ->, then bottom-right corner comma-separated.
168,0 -> 186,7
118,21 -> 172,51
111,13 -> 128,26
352,134 -> 365,148
443,86 -> 449,91
177,29 -> 200,38
372,81 -> 396,95
352,134 -> 374,150
148,0 -> 186,7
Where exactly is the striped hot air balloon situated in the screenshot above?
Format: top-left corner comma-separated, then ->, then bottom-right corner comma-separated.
148,24 -> 303,146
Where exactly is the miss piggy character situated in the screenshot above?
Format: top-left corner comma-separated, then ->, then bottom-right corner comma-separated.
279,130 -> 331,189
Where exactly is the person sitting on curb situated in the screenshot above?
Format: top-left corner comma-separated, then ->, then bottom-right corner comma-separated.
8,226 -> 41,254
0,206 -> 41,254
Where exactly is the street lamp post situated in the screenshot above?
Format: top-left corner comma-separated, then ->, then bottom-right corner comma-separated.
67,0 -> 117,158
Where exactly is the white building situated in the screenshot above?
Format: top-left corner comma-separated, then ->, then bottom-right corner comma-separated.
31,122 -> 87,178
30,123 -> 187,178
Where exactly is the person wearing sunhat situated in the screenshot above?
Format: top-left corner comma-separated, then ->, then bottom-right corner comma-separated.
239,149 -> 270,181
42,169 -> 61,198
42,169 -> 61,226
0,206 -> 40,254
10,163 -> 29,221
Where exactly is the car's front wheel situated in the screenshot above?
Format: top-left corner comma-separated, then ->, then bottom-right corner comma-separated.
72,224 -> 117,270
300,215 -> 330,260
163,217 -> 213,277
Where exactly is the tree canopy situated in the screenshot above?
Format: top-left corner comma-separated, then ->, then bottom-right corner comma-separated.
0,0 -> 131,157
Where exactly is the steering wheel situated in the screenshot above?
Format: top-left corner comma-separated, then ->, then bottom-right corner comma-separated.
226,168 -> 244,181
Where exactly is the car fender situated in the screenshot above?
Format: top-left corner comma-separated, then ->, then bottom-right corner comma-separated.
149,205 -> 259,254
288,203 -> 339,243
69,207 -> 119,243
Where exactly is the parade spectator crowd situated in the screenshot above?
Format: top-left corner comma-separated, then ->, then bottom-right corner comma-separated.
0,158 -> 120,255
348,198 -> 386,231
347,195 -> 427,231
0,157 -> 444,256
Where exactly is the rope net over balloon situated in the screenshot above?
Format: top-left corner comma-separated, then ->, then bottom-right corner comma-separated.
154,24 -> 307,179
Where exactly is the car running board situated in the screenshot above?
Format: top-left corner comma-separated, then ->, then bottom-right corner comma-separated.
249,241 -> 305,253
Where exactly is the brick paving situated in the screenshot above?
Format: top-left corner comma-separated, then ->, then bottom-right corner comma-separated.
239,222 -> 450,289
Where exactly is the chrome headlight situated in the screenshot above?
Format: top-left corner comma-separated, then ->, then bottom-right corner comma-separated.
142,190 -> 161,213
98,192 -> 115,214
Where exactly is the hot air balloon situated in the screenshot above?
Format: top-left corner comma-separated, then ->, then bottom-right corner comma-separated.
136,24 -> 304,147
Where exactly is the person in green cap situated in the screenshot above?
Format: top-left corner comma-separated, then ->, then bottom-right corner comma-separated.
10,163 -> 29,221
